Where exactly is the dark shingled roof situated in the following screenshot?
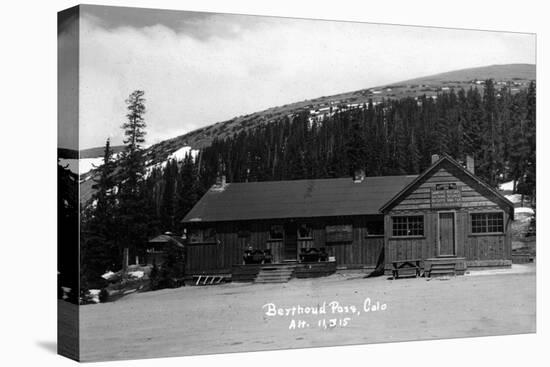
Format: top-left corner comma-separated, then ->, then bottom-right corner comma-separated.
182,175 -> 417,223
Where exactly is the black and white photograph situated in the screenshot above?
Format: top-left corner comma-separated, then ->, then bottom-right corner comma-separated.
55,3 -> 539,363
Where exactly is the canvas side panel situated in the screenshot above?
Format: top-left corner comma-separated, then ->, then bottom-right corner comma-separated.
57,5 -> 80,361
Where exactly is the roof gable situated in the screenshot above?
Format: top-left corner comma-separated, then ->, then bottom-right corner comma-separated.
149,234 -> 185,248
380,154 -> 514,216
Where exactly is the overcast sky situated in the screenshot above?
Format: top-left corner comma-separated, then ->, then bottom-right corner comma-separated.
59,5 -> 535,150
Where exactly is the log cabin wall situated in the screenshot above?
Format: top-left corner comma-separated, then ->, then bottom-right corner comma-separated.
185,215 -> 385,274
384,159 -> 512,270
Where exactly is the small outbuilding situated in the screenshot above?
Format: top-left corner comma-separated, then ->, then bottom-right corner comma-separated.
146,232 -> 186,267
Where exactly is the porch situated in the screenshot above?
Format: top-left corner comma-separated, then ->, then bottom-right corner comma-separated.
231,260 -> 337,283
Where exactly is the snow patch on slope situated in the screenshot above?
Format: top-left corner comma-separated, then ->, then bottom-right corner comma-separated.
58,158 -> 103,175
59,153 -> 123,176
168,146 -> 199,161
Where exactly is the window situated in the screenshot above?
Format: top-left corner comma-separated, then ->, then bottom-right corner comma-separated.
189,228 -> 216,244
366,221 -> 384,236
392,216 -> 424,237
269,225 -> 284,240
436,183 -> 457,190
471,212 -> 504,234
298,224 -> 312,239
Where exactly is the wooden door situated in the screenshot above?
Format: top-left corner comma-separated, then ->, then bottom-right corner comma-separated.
438,212 -> 456,256
284,223 -> 298,260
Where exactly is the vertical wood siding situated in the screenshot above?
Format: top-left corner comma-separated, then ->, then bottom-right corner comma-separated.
384,160 -> 512,268
185,215 -> 385,273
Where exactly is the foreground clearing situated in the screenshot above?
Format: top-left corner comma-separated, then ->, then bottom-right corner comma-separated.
79,264 -> 535,362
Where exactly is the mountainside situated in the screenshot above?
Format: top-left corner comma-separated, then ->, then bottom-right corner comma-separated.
77,63 -> 535,203
153,63 -> 534,151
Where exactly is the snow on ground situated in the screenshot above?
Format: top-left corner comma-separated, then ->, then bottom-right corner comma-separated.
60,147 -> 198,177
144,146 -> 200,178
79,157 -> 104,174
88,289 -> 101,303
499,180 -> 514,191
59,153 -> 122,176
465,264 -> 534,277
168,146 -> 199,161
515,207 -> 535,216
58,159 -> 79,174
101,271 -> 116,280
79,267 -> 536,362
128,271 -> 144,279
58,157 -> 102,175
505,193 -> 522,204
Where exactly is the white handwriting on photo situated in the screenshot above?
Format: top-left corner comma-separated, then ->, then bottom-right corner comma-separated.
262,298 -> 387,330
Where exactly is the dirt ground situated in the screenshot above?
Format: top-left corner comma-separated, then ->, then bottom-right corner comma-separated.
79,264 -> 536,362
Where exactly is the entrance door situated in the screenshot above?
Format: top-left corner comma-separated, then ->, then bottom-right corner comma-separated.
438,212 -> 456,256
284,223 -> 298,260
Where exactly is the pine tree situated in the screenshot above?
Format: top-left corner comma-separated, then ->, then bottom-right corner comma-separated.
80,139 -> 118,292
346,121 -> 367,175
58,160 -> 79,303
159,159 -> 178,231
115,90 -> 151,269
175,153 -> 199,226
407,130 -> 421,173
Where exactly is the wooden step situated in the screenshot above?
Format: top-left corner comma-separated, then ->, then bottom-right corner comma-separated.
255,265 -> 295,283
431,265 -> 456,270
428,263 -> 456,277
429,269 -> 456,277
259,268 -> 294,273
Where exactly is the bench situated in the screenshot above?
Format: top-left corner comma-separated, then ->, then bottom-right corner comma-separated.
299,247 -> 329,262
391,259 -> 421,279
243,249 -> 273,265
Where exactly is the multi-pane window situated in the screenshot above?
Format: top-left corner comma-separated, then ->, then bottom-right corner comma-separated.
471,212 -> 504,233
392,216 -> 424,237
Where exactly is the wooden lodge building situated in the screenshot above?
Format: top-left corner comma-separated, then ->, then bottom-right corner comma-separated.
181,154 -> 514,279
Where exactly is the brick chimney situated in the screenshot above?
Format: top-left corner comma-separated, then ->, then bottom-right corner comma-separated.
466,155 -> 475,174
353,168 -> 366,183
431,154 -> 440,164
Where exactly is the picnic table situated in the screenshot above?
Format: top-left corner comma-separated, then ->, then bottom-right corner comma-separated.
391,259 -> 422,279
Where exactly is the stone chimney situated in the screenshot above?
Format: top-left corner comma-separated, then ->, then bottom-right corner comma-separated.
212,174 -> 227,191
466,155 -> 475,174
431,154 -> 440,164
216,175 -> 226,186
353,168 -> 366,183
